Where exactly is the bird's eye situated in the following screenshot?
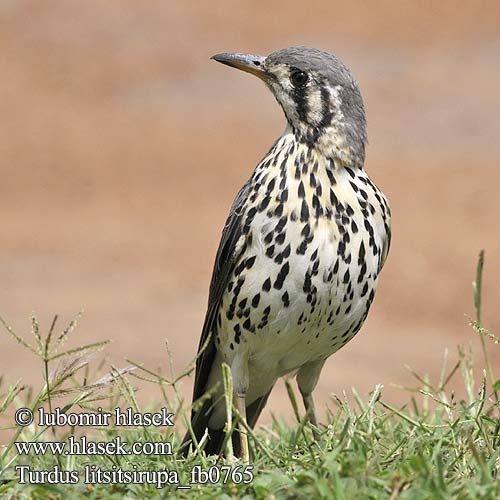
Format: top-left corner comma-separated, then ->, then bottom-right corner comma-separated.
290,69 -> 309,88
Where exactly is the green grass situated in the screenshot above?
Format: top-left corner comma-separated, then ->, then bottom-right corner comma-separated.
0,251 -> 498,499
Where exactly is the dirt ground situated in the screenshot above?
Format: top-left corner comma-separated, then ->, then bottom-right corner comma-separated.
1,1 -> 499,432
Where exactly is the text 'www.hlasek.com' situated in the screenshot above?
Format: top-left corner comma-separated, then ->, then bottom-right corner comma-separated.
12,406 -> 254,490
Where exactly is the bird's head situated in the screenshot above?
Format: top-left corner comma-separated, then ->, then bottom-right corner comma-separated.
212,46 -> 367,168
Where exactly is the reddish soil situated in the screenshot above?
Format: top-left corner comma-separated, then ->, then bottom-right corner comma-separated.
1,2 -> 499,434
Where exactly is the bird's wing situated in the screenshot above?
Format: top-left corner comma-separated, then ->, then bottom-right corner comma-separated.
191,181 -> 251,403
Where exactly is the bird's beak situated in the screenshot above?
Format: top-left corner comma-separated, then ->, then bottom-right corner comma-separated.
211,53 -> 267,81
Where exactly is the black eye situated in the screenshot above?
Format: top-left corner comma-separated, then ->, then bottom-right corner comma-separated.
290,69 -> 309,88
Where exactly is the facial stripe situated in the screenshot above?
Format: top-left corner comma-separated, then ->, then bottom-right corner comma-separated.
292,85 -> 309,123
318,85 -> 333,129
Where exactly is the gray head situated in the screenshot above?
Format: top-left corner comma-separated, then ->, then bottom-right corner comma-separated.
212,46 -> 367,167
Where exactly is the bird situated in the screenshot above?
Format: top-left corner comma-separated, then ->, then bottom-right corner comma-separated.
180,47 -> 391,464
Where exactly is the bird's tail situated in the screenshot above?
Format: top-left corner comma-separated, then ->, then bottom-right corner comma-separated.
178,397 -> 241,458
179,388 -> 273,458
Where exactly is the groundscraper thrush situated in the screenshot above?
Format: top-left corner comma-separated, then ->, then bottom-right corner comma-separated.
181,47 -> 391,464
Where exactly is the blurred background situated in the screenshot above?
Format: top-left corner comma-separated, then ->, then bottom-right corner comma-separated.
1,1 -> 499,424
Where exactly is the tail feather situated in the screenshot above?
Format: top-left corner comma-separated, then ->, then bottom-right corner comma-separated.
179,387 -> 273,458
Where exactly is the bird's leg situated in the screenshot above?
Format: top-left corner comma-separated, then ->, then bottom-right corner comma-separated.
296,359 -> 326,441
231,353 -> 250,464
235,392 -> 249,464
301,392 -> 320,441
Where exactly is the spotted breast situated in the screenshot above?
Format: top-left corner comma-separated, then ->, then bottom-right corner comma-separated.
207,130 -> 390,427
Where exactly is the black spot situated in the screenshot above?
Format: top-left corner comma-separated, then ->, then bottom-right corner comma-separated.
309,173 -> 316,188
259,195 -> 271,211
262,278 -> 271,292
312,259 -> 320,275
358,262 -> 367,283
298,181 -> 305,198
333,258 -> 339,274
275,232 -> 286,245
326,166 -> 337,185
343,269 -> 350,284
282,291 -> 290,307
276,215 -> 287,233
274,262 -> 290,290
252,293 -> 261,308
312,194 -> 322,217
281,243 -> 291,258
247,207 -> 257,219
265,245 -> 275,258
303,272 -> 312,293
300,200 -> 309,221
330,189 -> 338,206
245,256 -> 256,269
327,310 -> 335,324
234,324 -> 241,343
345,167 -> 355,179
243,318 -> 255,333
338,240 -> 346,257
297,239 -> 308,255
358,240 -> 366,263
234,278 -> 245,296
234,260 -> 246,276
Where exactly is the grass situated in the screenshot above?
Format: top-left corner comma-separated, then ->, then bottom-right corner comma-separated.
0,251 -> 498,499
